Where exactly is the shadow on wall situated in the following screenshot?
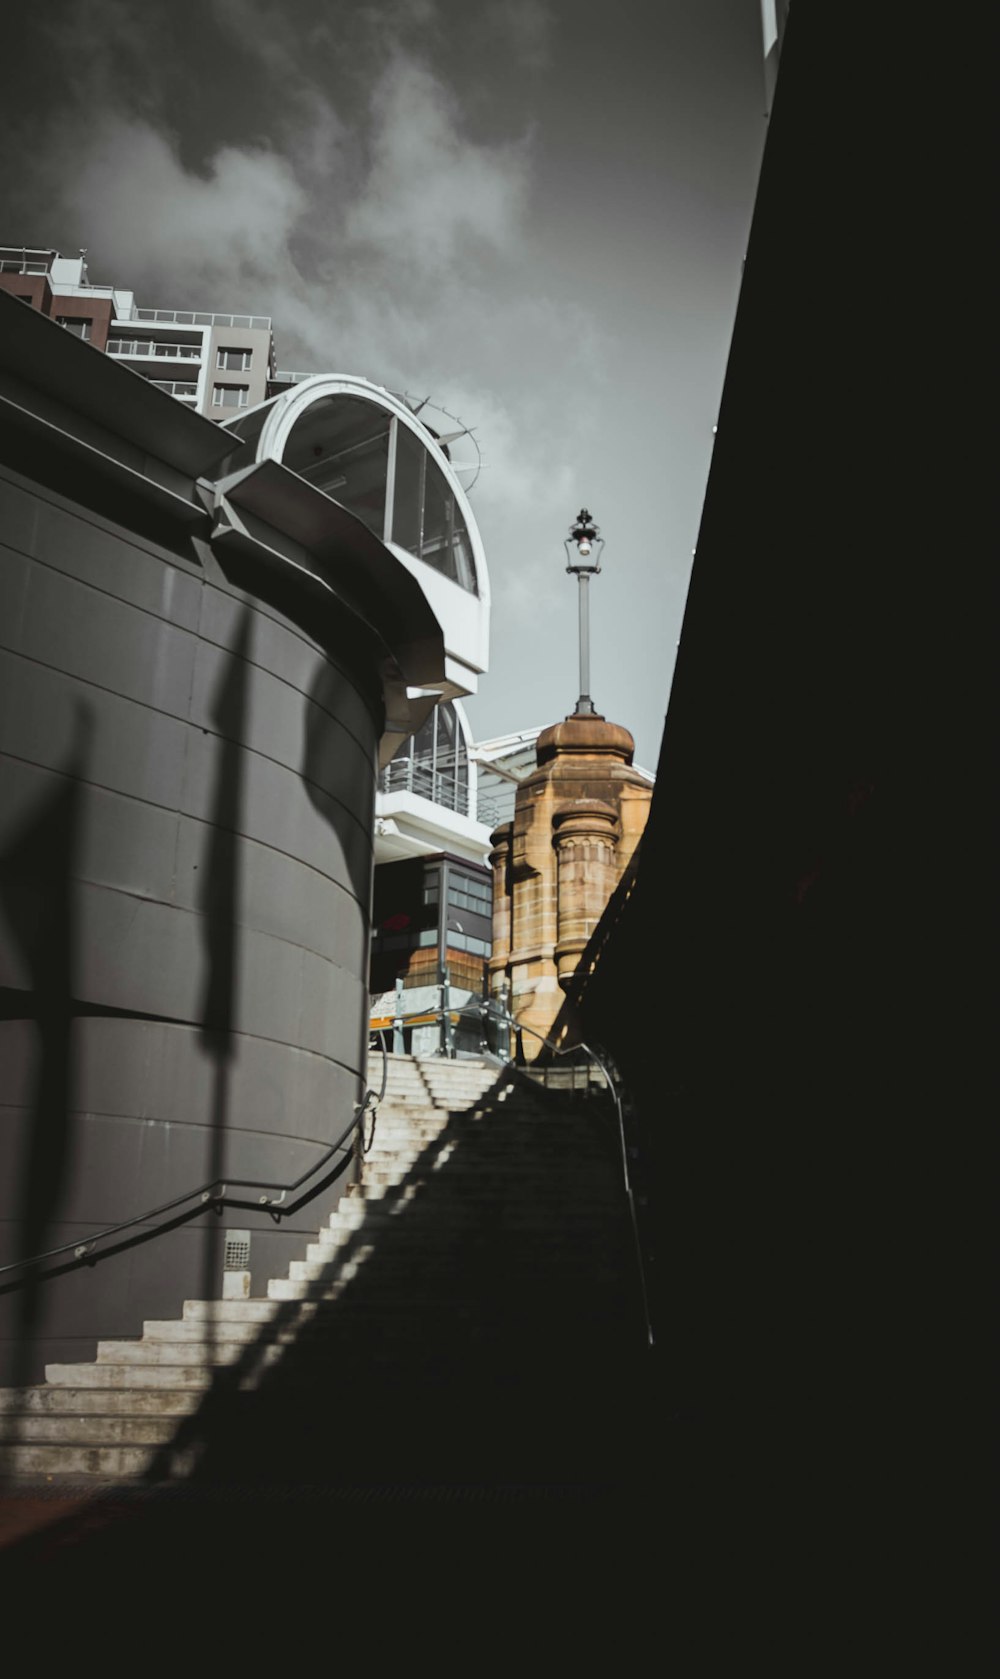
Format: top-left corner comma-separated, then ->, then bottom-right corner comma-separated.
197,607 -> 252,1364
302,657 -> 378,908
0,583 -> 384,1398
0,702 -> 92,1401
544,839 -> 646,1059
210,543 -> 381,912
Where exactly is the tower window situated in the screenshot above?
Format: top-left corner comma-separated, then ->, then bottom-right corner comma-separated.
212,384 -> 250,409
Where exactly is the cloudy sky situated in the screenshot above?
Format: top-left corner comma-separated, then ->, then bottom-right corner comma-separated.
1,0 -> 768,771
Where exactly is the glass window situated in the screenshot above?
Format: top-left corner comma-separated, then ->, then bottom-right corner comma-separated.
218,346 -> 252,371
212,384 -> 250,409
57,317 -> 92,340
284,395 -> 391,539
392,424 -> 477,592
448,875 -> 491,913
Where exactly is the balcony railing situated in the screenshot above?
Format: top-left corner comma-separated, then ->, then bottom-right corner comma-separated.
0,260 -> 50,274
107,340 -> 202,360
148,380 -> 198,400
134,308 -> 271,329
379,757 -> 471,816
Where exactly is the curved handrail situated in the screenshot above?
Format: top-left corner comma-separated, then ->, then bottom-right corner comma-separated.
362,1030 -> 389,1154
368,1028 -> 389,1106
0,1050 -> 389,1285
451,997 -> 655,1350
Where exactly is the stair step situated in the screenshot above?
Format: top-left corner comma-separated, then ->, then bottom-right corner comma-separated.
0,1443 -> 160,1478
282,1249 -> 602,1286
181,1299 -> 280,1324
323,1208 -> 367,1235
381,1096 -> 498,1109
0,1054 -> 637,1486
371,1111 -> 552,1128
0,1386 -> 201,1417
286,1253 -> 373,1283
95,1338 -> 295,1370
46,1363 -> 216,1389
139,1316 -> 309,1346
0,1413 -> 179,1446
348,1182 -> 617,1208
96,1337 -> 249,1365
361,1168 -> 575,1187
364,1118 -> 457,1131
268,1279 -> 326,1301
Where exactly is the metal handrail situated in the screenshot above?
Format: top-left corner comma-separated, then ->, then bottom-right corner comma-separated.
0,1044 -> 389,1285
435,995 -> 655,1349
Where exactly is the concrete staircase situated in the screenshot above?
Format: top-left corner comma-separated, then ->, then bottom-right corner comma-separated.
0,1055 -> 646,1492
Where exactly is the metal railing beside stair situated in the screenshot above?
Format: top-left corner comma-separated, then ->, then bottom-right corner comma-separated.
1,985 -> 651,1366
370,988 -> 654,1350
0,1057 -> 388,1289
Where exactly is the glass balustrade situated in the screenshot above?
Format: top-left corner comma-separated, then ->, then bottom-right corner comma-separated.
107,340 -> 202,359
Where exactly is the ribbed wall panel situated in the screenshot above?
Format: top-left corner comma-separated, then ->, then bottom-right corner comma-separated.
0,465 -> 380,1383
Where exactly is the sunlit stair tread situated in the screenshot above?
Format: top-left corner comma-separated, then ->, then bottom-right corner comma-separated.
44,1363 -> 216,1389
0,1444 -> 159,1478
0,1414 -> 179,1445
0,1386 -> 200,1416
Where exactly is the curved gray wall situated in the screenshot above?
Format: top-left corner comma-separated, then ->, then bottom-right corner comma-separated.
0,463 -> 380,1383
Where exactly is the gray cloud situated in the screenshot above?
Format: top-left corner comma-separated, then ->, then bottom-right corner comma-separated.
2,0 -> 766,765
482,1 -> 554,72
344,56 -> 529,276
39,117 -> 307,299
7,0 -> 603,567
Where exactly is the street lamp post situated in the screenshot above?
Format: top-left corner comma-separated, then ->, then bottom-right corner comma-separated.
439,915 -> 464,1058
563,509 -> 605,717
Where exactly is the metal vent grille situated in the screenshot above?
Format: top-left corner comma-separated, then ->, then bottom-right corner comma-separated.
223,1230 -> 251,1271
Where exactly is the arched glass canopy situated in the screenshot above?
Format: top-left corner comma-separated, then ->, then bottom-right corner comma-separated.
224,379 -> 480,596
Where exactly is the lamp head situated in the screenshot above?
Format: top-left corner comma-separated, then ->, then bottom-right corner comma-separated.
565,508 -> 603,573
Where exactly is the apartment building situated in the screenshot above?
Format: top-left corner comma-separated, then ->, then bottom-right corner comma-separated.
0,245 -> 274,417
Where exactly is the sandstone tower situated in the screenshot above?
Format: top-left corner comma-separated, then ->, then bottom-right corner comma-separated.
488,712 -> 652,1056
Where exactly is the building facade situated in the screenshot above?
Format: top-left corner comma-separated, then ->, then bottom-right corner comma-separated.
1,240 -> 502,1057
488,713 -> 653,1056
0,295 -> 489,1383
0,247 -> 275,418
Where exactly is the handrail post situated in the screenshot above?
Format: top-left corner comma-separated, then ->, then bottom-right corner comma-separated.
514,1023 -> 525,1067
393,976 -> 404,1056
499,979 -> 511,1061
439,965 -> 454,1058
478,961 -> 489,1055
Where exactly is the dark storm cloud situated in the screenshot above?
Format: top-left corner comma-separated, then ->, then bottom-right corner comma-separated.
1,0 -> 588,517
0,0 -> 765,765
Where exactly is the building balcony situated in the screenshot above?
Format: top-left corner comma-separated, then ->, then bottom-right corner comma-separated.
147,379 -> 199,401
379,756 -> 470,817
134,308 -> 271,329
0,259 -> 50,275
107,340 -> 202,361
